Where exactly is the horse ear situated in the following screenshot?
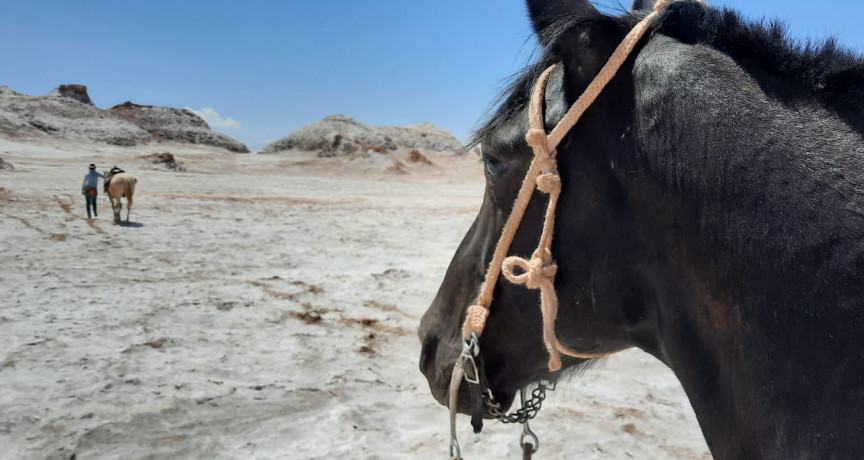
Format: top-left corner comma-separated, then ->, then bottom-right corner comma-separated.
526,0 -> 600,45
527,1 -> 625,95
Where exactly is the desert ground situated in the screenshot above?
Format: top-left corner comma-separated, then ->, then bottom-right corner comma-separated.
0,139 -> 711,459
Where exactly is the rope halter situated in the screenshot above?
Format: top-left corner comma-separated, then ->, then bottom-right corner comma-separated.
448,2 -> 708,458
459,0 -> 706,370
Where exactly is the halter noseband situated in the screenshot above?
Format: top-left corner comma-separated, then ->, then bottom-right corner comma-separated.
447,1 -> 705,458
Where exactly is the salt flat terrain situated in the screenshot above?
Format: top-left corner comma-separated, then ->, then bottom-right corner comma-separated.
0,139 -> 710,459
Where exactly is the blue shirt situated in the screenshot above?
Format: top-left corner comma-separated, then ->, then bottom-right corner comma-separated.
82,170 -> 105,190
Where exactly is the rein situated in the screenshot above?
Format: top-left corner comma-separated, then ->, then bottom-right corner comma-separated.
447,1 -> 704,458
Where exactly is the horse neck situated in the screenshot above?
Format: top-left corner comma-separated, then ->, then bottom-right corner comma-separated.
625,40 -> 864,457
624,158 -> 864,457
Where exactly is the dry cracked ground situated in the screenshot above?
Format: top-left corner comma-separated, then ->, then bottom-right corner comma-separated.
0,139 -> 710,459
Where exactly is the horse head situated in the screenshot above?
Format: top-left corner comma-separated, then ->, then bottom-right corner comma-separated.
420,0 -> 864,456
420,0 -> 667,418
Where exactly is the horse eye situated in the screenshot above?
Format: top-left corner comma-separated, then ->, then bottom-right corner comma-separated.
483,155 -> 505,180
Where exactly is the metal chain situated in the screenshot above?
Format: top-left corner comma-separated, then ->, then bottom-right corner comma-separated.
450,335 -> 552,459
485,380 -> 556,424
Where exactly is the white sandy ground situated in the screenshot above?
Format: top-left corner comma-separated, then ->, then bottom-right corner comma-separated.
0,138 -> 711,459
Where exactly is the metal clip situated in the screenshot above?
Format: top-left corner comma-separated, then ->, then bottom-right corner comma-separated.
518,387 -> 540,455
460,332 -> 481,384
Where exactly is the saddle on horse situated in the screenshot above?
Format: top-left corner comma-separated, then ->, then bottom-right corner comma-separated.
104,166 -> 126,193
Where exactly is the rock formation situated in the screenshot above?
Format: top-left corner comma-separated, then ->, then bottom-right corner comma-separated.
57,84 -> 92,104
260,114 -> 463,156
111,102 -> 248,153
137,152 -> 185,171
0,84 -> 249,152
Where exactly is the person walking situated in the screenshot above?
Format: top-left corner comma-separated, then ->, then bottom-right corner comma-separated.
81,164 -> 104,218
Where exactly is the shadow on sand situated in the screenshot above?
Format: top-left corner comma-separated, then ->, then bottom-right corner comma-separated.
117,221 -> 144,228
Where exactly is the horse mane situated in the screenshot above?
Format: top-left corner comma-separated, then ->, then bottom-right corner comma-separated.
471,3 -> 864,145
655,5 -> 864,134
469,2 -> 864,308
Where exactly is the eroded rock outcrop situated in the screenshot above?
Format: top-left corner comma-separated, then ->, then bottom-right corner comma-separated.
111,102 -> 248,153
57,84 -> 93,105
0,84 -> 248,152
137,152 -> 185,171
260,114 -> 463,156
0,85 -> 152,145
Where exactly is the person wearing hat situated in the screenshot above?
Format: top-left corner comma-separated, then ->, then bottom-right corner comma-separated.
81,164 -> 105,218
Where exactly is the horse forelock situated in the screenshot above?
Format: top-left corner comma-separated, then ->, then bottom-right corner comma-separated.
469,11 -> 636,149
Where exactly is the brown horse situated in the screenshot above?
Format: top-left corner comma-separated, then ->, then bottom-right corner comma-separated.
104,168 -> 136,224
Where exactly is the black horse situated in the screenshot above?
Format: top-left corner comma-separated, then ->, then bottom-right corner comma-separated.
419,0 -> 864,457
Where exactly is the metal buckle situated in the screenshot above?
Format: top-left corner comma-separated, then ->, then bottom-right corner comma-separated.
460,332 -> 481,385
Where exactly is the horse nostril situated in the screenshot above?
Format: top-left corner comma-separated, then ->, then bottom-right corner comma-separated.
420,336 -> 439,375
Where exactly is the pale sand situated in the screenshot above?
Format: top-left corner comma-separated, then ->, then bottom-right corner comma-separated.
0,138 -> 710,459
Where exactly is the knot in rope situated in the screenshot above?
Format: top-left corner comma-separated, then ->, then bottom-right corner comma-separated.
534,153 -> 557,173
525,128 -> 548,152
462,304 -> 489,339
502,256 -> 557,290
536,172 -> 561,195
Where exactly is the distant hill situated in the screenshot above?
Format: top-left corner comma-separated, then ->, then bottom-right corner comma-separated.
260,114 -> 463,155
0,84 -> 249,153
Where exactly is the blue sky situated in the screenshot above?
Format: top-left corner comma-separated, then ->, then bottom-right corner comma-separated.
1,1 -> 863,151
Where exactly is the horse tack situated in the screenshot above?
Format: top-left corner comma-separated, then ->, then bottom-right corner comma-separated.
448,1 -> 705,458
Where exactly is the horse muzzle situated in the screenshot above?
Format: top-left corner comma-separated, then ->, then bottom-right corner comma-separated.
420,335 -> 517,418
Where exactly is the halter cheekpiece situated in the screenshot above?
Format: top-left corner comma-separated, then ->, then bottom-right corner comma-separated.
446,1 -> 707,458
